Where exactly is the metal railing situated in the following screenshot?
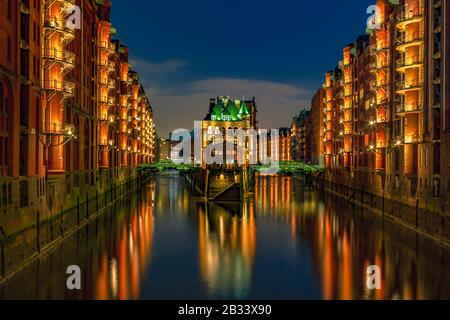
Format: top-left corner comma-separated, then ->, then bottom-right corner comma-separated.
397,6 -> 424,24
42,122 -> 75,135
396,55 -> 423,69
42,80 -> 75,95
395,31 -> 424,47
42,48 -> 75,66
403,134 -> 424,144
396,79 -> 423,91
43,16 -> 76,38
396,102 -> 423,114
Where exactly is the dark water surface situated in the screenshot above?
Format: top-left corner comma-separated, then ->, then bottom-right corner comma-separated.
1,173 -> 450,299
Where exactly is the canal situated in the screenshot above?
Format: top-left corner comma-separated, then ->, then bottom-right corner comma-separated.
1,173 -> 450,299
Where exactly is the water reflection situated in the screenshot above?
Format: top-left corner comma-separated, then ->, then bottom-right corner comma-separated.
254,175 -> 450,300
198,202 -> 256,299
0,182 -> 156,300
1,173 -> 450,299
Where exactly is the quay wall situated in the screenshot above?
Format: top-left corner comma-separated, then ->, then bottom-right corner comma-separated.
0,168 -> 151,283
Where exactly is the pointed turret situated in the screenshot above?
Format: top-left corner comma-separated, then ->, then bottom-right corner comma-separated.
238,100 -> 250,119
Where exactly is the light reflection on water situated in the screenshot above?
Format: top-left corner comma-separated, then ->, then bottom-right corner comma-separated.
1,173 -> 450,299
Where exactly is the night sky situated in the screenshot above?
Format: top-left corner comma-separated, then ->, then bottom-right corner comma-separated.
110,0 -> 374,137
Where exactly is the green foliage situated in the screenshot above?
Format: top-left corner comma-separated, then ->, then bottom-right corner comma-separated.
251,161 -> 324,175
138,160 -> 200,173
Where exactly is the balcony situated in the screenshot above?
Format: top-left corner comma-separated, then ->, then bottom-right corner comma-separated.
395,32 -> 424,52
108,79 -> 116,90
54,0 -> 76,9
376,140 -> 387,149
42,122 -> 75,136
343,104 -> 353,110
396,7 -> 424,30
99,139 -> 115,147
342,76 -> 352,84
342,62 -> 352,70
396,102 -> 423,115
370,43 -> 389,55
98,78 -> 108,88
42,47 -> 75,72
43,79 -> 75,96
344,128 -> 353,135
396,55 -> 423,72
403,134 -> 425,144
98,41 -> 116,55
107,61 -> 116,73
98,59 -> 108,68
370,80 -> 389,91
396,79 -> 423,94
98,96 -> 109,104
375,60 -> 389,70
376,117 -> 388,124
43,16 -> 76,44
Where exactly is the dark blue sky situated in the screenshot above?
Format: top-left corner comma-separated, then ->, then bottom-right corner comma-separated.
111,0 -> 374,137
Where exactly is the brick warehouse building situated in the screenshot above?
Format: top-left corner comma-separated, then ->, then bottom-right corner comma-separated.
319,0 -> 450,240
0,0 -> 156,277
290,89 -> 325,165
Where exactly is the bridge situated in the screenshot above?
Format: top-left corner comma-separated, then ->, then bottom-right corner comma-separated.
138,160 -> 324,202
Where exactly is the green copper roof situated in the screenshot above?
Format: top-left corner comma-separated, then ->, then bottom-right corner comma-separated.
213,102 -> 223,121
238,101 -> 250,118
222,106 -> 231,116
208,96 -> 252,122
228,102 -> 239,121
